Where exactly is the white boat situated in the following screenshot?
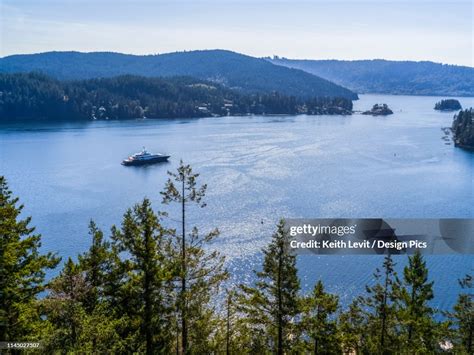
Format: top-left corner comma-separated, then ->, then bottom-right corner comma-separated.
122,147 -> 170,166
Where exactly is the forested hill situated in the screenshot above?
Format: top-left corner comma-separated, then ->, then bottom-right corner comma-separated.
0,50 -> 357,100
0,73 -> 353,121
268,58 -> 474,97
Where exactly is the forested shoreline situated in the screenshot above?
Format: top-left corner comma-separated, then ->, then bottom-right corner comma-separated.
0,73 -> 353,121
452,109 -> 474,150
1,164 -> 472,354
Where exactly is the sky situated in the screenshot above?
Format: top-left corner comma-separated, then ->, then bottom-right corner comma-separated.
1,0 -> 472,66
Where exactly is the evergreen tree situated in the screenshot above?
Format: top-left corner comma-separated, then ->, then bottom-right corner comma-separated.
76,221 -> 116,351
0,72 -> 354,121
225,290 -> 235,355
452,108 -> 474,149
77,221 -> 113,311
111,198 -> 175,354
394,251 -> 436,352
0,176 -> 60,341
43,224 -> 125,353
446,274 -> 473,354
161,161 -> 227,354
338,299 -> 367,354
212,288 -> 263,355
300,280 -> 340,354
362,254 -> 398,353
43,258 -> 88,351
238,220 -> 300,355
213,289 -> 241,355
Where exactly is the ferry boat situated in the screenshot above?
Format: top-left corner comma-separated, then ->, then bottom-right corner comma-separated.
122,147 -> 170,166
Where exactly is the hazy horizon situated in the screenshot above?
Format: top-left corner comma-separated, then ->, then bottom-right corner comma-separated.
1,0 -> 472,66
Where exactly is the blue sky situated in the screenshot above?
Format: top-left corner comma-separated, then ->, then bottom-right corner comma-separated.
1,0 -> 472,66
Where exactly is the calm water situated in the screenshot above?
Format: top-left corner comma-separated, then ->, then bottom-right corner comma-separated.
1,94 -> 473,310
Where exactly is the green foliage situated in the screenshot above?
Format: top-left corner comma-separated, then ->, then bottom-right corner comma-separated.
41,222 -> 127,353
212,289 -> 265,355
161,160 -> 228,354
238,220 -> 300,354
360,254 -> 398,353
223,290 -> 239,355
76,221 -> 112,310
300,280 -> 340,354
0,176 -> 60,341
338,299 -> 367,354
42,258 -> 89,351
452,108 -> 474,149
1,173 -> 473,354
445,274 -> 473,354
0,50 -> 358,99
0,72 -> 353,121
394,251 -> 437,352
110,198 -> 175,354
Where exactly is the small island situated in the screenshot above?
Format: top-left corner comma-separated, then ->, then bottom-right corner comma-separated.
452,108 -> 474,150
434,99 -> 462,111
362,103 -> 393,116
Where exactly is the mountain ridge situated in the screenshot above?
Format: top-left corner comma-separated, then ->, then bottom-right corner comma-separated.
267,57 -> 474,97
0,50 -> 358,100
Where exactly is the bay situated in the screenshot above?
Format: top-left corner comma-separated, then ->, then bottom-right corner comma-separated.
1,94 -> 473,310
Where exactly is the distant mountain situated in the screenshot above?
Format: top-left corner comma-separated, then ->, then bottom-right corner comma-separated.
0,50 -> 357,100
0,72 -> 353,121
267,58 -> 474,97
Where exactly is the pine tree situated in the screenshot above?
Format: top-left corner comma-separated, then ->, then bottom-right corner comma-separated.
300,280 -> 340,354
362,254 -> 398,353
338,299 -> 367,354
238,220 -> 300,354
77,221 -> 112,313
76,220 -> 117,352
225,290 -> 234,355
43,258 -> 88,351
111,198 -> 175,354
161,161 -> 227,354
446,274 -> 473,354
42,222 -> 125,353
0,176 -> 60,341
217,289 -> 241,355
394,251 -> 436,352
212,288 -> 260,355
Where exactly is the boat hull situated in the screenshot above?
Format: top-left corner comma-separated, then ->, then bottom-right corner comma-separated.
122,155 -> 170,166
